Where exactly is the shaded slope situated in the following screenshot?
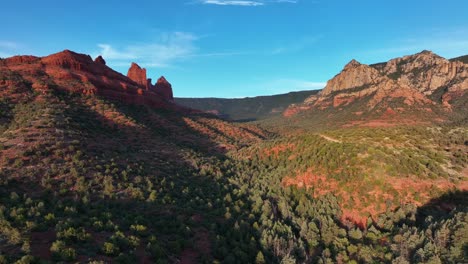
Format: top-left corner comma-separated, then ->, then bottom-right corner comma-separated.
450,54 -> 468,64
0,50 -> 268,263
0,82 -> 267,263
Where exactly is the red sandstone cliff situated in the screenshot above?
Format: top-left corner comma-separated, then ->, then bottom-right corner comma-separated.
0,50 -> 182,110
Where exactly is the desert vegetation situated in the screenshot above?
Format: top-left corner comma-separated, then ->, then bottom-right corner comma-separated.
0,85 -> 467,263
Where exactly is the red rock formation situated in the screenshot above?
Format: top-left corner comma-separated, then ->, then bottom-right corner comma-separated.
380,50 -> 468,94
94,55 -> 106,65
283,50 -> 468,121
41,49 -> 93,71
127,62 -> 148,88
3,55 -> 39,65
154,76 -> 174,101
321,59 -> 382,96
0,49 -> 186,111
147,78 -> 153,90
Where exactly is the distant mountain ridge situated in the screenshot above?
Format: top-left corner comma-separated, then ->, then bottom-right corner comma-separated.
450,54 -> 468,64
176,90 -> 319,121
284,51 -> 468,126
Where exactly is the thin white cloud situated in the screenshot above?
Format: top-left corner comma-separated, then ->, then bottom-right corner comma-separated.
202,0 -> 264,6
185,51 -> 250,57
94,32 -> 198,68
94,32 -> 244,69
194,0 -> 297,6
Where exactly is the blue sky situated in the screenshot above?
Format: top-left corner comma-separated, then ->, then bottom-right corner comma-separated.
1,0 -> 467,98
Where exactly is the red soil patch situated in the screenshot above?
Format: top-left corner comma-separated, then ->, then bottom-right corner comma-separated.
283,105 -> 313,117
282,169 -> 468,228
263,143 -> 296,158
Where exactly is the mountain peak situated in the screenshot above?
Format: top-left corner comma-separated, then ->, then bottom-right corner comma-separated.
344,59 -> 361,70
127,62 -> 148,87
94,55 -> 106,65
130,62 -> 142,68
41,50 -> 93,71
285,50 -> 468,118
155,76 -> 173,101
321,59 -> 379,95
419,49 -> 433,55
410,50 -> 445,62
157,76 -> 169,84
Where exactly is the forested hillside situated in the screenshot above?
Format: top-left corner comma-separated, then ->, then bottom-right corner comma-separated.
176,90 -> 319,121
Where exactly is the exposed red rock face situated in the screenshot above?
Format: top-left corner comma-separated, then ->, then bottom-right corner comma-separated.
321,59 -> 381,96
3,55 -> 39,65
41,49 -> 94,71
154,76 -> 174,101
127,62 -> 148,88
0,49 -> 187,111
126,64 -> 174,101
283,50 -> 468,123
94,55 -> 106,65
283,104 -> 313,117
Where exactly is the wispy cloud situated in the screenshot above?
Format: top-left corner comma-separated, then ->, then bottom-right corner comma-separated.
202,0 -> 264,6
94,32 -> 244,68
193,0 -> 297,6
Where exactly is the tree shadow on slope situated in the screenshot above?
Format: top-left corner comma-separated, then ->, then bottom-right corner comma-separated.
29,91 -> 260,263
415,189 -> 468,225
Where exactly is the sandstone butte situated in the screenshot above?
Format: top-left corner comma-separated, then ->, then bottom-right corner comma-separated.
0,50 -> 180,110
126,62 -> 174,101
284,50 -> 468,117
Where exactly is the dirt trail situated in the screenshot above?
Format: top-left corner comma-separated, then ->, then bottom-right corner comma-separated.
318,134 -> 342,143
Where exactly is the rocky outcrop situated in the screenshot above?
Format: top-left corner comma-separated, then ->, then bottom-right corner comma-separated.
321,59 -> 382,95
127,62 -> 148,88
41,49 -> 93,71
94,55 -> 106,65
378,50 -> 468,95
154,76 -> 174,101
284,50 -> 468,122
126,64 -> 174,101
0,49 -> 184,111
3,55 -> 39,65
